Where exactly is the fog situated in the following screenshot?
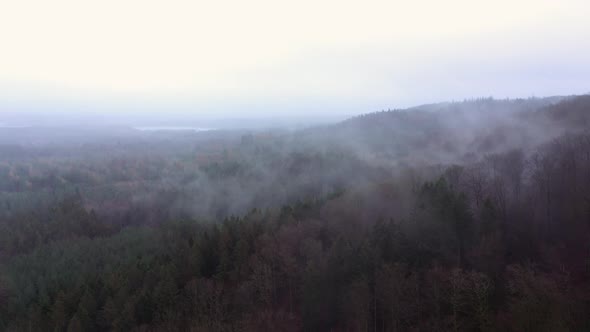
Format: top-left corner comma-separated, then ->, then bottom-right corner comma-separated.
2,95 -> 587,221
3,94 -> 590,331
2,0 -> 590,118
2,1 -> 590,330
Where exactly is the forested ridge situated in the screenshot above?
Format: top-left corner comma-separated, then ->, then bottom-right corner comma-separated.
1,96 -> 590,331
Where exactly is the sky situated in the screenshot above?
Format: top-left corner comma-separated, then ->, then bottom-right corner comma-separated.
0,0 -> 589,117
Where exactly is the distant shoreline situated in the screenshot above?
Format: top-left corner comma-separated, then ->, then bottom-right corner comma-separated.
133,126 -> 216,132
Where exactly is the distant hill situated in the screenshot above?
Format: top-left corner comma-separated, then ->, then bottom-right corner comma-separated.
300,95 -> 589,165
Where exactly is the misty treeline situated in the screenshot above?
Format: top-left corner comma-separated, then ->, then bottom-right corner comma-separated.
1,95 -> 590,331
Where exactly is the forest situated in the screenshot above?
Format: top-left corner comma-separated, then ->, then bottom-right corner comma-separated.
1,95 -> 590,331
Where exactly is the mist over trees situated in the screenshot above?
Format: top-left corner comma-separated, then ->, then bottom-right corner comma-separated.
1,95 -> 590,331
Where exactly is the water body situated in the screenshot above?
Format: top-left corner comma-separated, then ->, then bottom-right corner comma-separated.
134,126 -> 216,132
0,123 -> 31,128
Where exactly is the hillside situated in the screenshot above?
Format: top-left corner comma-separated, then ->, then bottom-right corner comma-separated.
300,95 -> 589,164
1,95 -> 590,331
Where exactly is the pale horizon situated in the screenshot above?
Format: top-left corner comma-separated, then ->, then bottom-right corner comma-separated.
1,0 -> 589,117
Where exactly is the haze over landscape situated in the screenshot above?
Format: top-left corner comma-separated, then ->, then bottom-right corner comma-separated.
1,0 -> 590,121
1,1 -> 590,331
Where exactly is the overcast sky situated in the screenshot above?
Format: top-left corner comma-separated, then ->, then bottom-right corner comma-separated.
1,0 -> 589,117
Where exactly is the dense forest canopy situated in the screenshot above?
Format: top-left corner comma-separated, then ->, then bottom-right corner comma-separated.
1,95 -> 590,331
